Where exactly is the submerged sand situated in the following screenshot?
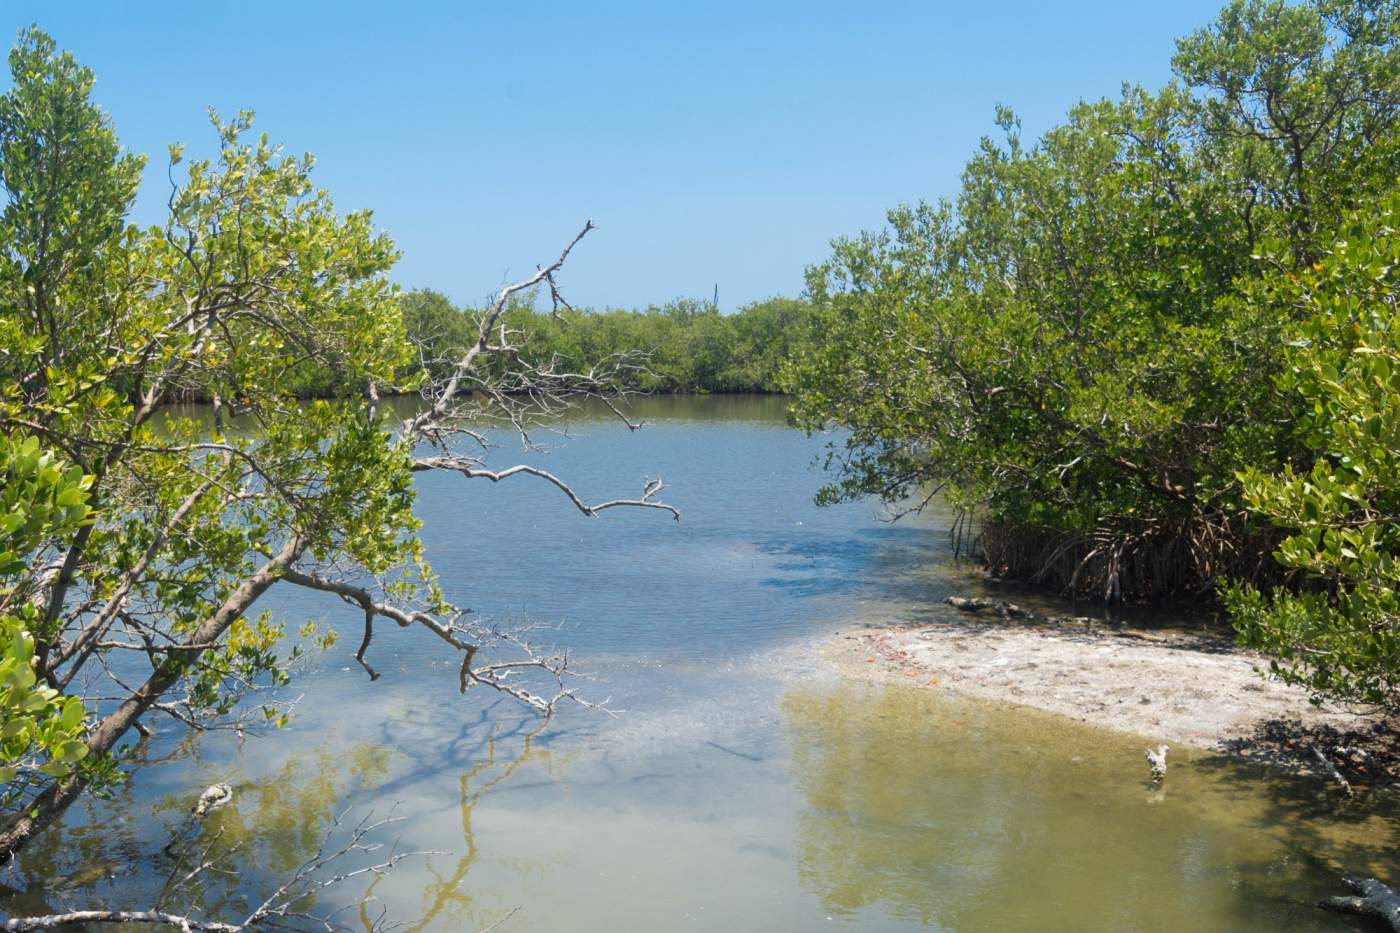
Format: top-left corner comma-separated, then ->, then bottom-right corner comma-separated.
823,618 -> 1367,750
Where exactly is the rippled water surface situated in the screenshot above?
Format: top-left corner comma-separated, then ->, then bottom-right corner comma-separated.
8,396 -> 1395,931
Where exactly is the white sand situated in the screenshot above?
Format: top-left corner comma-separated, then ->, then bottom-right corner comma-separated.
823,620 -> 1366,749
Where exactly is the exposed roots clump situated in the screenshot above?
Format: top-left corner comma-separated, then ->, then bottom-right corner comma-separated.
977,514 -> 1290,603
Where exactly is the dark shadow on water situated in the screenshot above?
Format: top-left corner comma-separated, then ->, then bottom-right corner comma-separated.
1188,748 -> 1399,930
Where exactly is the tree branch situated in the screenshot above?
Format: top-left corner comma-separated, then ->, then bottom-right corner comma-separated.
405,220 -> 595,438
411,458 -> 679,520
0,911 -> 240,932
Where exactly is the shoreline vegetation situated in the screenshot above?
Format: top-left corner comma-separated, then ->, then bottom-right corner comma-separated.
784,0 -> 1400,723
141,0 -> 1400,796
170,0 -> 1400,778
319,0 -> 1400,748
230,291 -> 821,402
3,0 -> 1400,927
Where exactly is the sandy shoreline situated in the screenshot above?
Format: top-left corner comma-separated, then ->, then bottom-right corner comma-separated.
821,617 -> 1367,751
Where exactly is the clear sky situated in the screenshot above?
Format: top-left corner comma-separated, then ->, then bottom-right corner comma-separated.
3,2 -> 1227,311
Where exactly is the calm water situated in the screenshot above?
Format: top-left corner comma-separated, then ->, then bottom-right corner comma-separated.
6,396 -> 1394,931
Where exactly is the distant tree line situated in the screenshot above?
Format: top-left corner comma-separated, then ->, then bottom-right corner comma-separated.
395,291 -> 817,396
271,292 -> 817,399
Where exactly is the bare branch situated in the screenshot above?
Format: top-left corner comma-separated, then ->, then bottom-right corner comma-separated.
277,567 -> 604,714
0,911 -> 240,932
405,220 -> 595,437
411,458 -> 679,520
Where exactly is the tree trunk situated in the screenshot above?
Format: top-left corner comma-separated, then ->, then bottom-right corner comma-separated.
0,538 -> 303,858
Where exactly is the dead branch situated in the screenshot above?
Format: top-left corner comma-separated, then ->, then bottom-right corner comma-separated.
411,458 -> 679,520
405,220 -> 596,438
1321,877 -> 1400,930
1311,744 -> 1355,798
0,911 -> 241,932
394,221 -> 679,528
278,568 -> 599,714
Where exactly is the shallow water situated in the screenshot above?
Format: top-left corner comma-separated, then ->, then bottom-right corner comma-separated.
6,396 -> 1394,931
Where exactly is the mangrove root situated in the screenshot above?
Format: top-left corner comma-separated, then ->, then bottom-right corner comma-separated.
1321,877 -> 1400,930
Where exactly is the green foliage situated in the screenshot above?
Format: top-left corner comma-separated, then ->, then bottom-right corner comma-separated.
399,291 -> 816,395
0,435 -> 91,580
0,434 -> 93,792
1225,193 -> 1400,709
1173,0 -> 1400,260
515,296 -> 817,393
399,288 -> 475,383
0,25 -> 426,835
249,288 -> 817,398
788,89 -> 1275,529
787,0 -> 1400,606
0,28 -> 145,350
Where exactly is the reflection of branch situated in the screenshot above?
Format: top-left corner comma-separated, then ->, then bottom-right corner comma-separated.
364,719 -> 549,932
478,907 -> 521,932
240,808 -> 430,930
2,808 -> 431,932
156,827 -> 234,913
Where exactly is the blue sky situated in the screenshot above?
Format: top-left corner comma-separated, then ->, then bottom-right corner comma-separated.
4,2 -> 1226,310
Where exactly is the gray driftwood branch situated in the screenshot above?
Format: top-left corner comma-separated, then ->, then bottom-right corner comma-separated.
1321,877 -> 1400,930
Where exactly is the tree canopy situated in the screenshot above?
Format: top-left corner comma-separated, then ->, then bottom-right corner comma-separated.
1226,192 -> 1400,709
786,0 -> 1400,707
0,26 -> 671,861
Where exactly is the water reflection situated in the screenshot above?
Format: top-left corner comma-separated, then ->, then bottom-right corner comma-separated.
4,399 -> 1396,932
0,735 -> 393,925
362,717 -> 554,932
784,682 -> 1396,931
